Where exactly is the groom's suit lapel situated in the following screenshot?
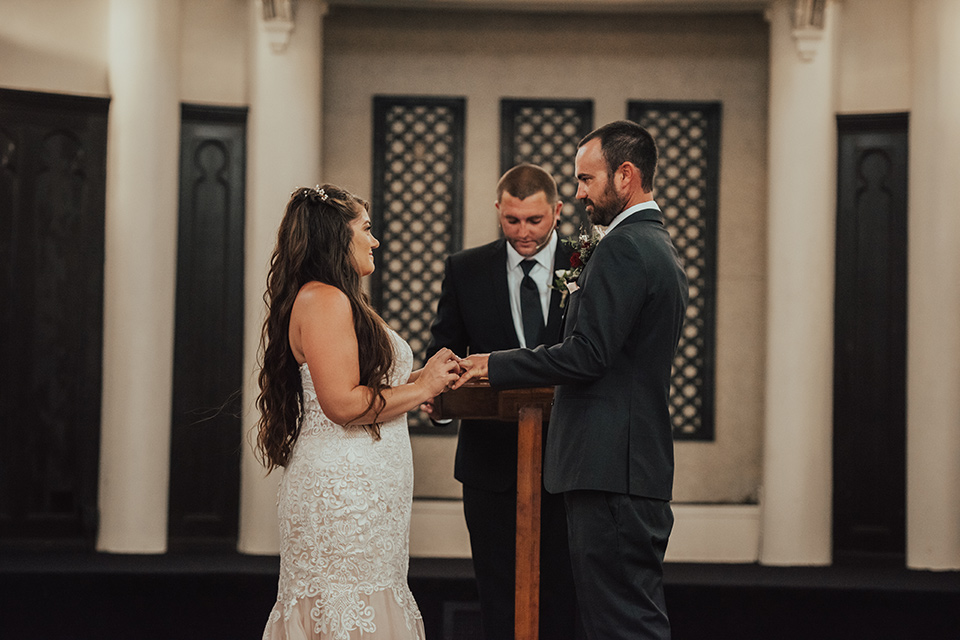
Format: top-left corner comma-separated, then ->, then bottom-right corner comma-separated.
583,208 -> 665,284
563,208 -> 665,327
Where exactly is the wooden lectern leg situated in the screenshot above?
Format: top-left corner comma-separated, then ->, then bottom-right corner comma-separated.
515,405 -> 543,640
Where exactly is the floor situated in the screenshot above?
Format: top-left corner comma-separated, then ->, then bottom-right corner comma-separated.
1,552 -> 958,639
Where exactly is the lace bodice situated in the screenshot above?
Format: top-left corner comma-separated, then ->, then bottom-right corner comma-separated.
263,329 -> 424,640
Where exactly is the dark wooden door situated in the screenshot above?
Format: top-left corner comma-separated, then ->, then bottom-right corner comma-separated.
0,88 -> 109,547
167,104 -> 247,549
833,113 -> 908,561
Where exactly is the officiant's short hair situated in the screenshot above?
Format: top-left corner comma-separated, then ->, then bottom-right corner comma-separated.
496,163 -> 559,205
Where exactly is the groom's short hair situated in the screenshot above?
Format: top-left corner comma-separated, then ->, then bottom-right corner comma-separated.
580,120 -> 658,193
496,163 -> 559,204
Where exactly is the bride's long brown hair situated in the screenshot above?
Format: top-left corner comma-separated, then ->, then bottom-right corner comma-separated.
256,185 -> 393,472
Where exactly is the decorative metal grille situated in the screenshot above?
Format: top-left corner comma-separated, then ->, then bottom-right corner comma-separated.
371,96 -> 465,430
629,101 -> 720,441
500,99 -> 594,238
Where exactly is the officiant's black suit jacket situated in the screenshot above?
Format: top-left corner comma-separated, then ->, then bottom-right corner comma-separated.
426,236 -> 572,490
488,209 -> 688,500
426,236 -> 579,639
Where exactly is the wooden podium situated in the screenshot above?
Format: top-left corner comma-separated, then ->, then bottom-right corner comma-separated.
434,380 -> 554,640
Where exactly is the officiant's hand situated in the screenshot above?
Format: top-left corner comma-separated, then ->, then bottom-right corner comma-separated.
453,353 -> 489,389
420,397 -> 439,417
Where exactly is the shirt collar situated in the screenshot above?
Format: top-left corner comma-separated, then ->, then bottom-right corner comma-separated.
603,201 -> 662,235
506,230 -> 558,271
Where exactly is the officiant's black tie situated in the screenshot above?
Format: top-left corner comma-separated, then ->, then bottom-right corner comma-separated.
520,259 -> 544,347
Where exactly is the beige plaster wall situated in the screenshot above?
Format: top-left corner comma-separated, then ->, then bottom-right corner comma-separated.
322,7 -> 770,503
836,0 -> 912,114
0,0 -> 110,96
0,0 -> 250,105
1,0 -> 770,506
0,0 -> 931,548
179,0 -> 250,106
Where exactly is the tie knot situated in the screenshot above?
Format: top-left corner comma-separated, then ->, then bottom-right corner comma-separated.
520,259 -> 537,276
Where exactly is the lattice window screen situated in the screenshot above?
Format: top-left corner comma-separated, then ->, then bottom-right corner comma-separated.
371,96 -> 465,430
500,99 -> 594,238
629,101 -> 720,441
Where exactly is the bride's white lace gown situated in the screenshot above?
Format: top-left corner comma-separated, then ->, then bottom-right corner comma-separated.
262,330 -> 425,640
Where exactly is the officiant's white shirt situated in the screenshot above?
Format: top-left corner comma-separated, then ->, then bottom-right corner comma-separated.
505,230 -> 558,348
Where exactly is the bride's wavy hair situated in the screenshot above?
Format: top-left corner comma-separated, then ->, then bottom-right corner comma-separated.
256,185 -> 393,471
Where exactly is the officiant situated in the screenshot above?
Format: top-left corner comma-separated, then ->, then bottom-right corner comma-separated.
423,163 -> 580,640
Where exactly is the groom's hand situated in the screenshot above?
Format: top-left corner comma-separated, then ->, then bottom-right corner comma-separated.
453,353 -> 489,389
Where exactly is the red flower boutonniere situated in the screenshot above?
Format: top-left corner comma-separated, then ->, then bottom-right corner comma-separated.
551,227 -> 603,306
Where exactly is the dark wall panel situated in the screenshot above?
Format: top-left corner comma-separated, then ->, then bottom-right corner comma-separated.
0,88 -> 109,546
168,104 -> 247,549
833,113 -> 908,560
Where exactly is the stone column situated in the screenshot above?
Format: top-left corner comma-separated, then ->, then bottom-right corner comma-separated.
97,0 -> 181,552
238,0 -> 327,554
759,0 -> 839,566
907,0 -> 960,571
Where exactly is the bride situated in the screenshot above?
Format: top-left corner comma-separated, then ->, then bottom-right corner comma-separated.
257,185 -> 461,640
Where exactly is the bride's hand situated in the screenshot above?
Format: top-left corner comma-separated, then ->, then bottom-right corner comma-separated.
414,348 -> 462,397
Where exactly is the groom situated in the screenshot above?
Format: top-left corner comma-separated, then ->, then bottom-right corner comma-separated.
455,120 -> 689,640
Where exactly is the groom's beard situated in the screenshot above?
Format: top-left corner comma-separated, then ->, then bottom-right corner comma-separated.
583,182 -> 627,227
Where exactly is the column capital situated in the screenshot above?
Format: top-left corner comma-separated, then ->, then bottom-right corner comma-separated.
261,0 -> 293,53
766,0 -> 833,63
260,0 -> 329,53
791,26 -> 823,63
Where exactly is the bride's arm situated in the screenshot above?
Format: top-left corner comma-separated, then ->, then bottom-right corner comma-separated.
291,283 -> 458,426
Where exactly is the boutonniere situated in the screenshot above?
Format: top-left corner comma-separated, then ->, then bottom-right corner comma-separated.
551,226 -> 603,306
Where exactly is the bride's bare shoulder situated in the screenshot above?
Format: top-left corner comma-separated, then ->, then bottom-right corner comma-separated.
295,281 -> 349,312
289,282 -> 355,363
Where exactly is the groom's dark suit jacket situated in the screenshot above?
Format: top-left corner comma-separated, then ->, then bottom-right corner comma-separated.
488,209 -> 688,500
427,237 -> 572,490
